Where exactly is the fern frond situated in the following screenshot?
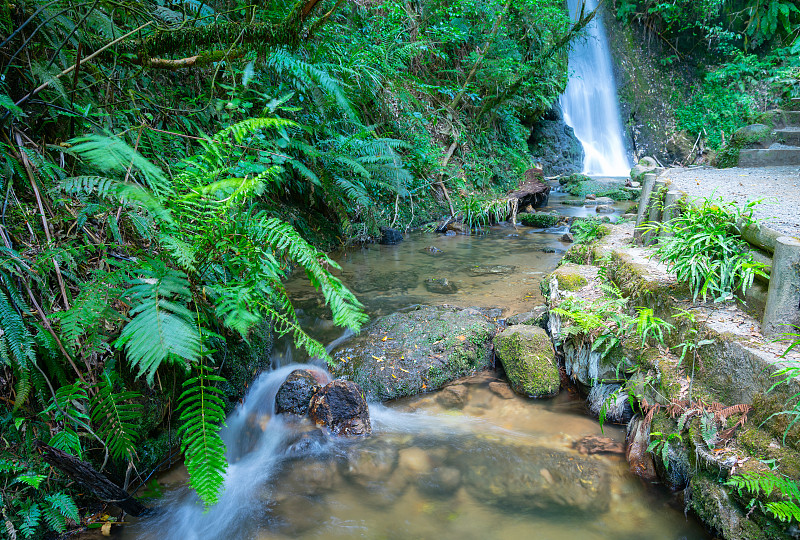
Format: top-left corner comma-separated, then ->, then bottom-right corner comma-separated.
17,501 -> 40,539
42,492 -> 79,533
90,372 -> 141,461
115,261 -> 200,384
177,365 -> 227,506
67,135 -> 172,198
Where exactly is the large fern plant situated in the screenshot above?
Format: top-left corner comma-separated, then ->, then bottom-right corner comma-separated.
64,116 -> 367,505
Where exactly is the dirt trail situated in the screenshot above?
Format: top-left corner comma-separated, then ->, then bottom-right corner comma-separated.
660,165 -> 800,237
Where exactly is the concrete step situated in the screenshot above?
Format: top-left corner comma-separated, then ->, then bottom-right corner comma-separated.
758,110 -> 800,128
739,148 -> 800,167
774,127 -> 800,145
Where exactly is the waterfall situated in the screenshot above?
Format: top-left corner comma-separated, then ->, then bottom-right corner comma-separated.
561,0 -> 631,176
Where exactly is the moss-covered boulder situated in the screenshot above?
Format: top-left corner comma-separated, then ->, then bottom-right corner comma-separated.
561,173 -> 637,201
630,156 -> 658,182
493,326 -> 559,398
331,306 -> 497,401
518,212 -> 560,228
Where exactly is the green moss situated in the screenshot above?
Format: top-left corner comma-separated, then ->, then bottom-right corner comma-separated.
554,272 -> 588,291
493,326 -> 559,398
519,212 -> 559,228
563,244 -> 592,265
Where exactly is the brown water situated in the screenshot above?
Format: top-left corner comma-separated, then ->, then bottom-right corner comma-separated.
123,195 -> 710,540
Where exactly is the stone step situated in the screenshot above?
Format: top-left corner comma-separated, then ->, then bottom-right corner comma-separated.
739,148 -> 800,167
758,110 -> 800,128
775,127 -> 800,145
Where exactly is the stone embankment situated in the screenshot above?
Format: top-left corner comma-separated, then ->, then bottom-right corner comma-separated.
547,221 -> 800,540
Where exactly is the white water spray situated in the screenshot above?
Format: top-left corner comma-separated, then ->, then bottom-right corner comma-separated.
561,0 -> 631,176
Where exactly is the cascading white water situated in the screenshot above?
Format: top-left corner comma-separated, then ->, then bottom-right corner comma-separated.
129,364 -> 332,540
561,0 -> 631,176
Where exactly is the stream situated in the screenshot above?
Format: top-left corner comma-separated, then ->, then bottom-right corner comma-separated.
123,190 -> 710,540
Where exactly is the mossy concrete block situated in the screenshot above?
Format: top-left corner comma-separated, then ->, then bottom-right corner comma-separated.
552,264 -> 589,291
493,326 -> 559,398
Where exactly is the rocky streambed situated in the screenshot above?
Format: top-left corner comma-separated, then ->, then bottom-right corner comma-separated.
124,202 -> 715,540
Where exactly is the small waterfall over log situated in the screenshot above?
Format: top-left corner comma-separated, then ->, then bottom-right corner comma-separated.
561,0 -> 631,176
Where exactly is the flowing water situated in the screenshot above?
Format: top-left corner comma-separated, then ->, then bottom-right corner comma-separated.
124,195 -> 709,540
561,0 -> 631,176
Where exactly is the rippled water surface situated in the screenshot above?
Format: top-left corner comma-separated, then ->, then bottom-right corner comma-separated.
122,196 -> 709,540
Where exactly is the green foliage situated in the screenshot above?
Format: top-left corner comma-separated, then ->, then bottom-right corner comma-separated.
764,328 -> 800,444
634,307 -> 673,347
647,431 -> 683,470
727,471 -> 800,523
572,218 -> 609,244
178,365 -> 228,507
519,212 -> 559,228
90,371 -> 142,462
456,194 -> 512,230
643,197 -> 768,302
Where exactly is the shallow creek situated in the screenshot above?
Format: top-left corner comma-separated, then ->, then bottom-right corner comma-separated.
125,192 -> 710,540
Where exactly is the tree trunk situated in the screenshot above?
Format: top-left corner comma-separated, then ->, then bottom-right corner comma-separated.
37,443 -> 149,517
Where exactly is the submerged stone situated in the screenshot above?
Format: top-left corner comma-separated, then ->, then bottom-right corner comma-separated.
458,441 -> 609,513
493,326 -> 559,398
332,305 -> 497,401
424,277 -> 458,294
468,264 -> 516,276
436,384 -> 468,409
379,226 -> 404,245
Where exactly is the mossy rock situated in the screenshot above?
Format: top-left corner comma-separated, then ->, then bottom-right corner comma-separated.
716,124 -> 773,168
332,305 -> 497,401
561,175 -> 635,201
519,212 -> 560,228
493,326 -> 559,398
552,268 -> 588,291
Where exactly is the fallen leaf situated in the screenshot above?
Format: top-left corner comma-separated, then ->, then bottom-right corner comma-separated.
101,523 -> 112,537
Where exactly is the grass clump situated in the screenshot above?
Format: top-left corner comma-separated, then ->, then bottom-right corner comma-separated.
519,212 -> 560,228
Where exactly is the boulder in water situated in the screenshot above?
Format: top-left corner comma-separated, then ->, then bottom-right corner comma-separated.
488,381 -> 515,399
596,204 -> 615,214
379,226 -> 404,245
331,305 -> 497,400
424,277 -> 458,294
493,325 -> 559,398
275,369 -> 326,416
308,380 -> 371,436
468,264 -> 515,276
458,440 -> 610,513
418,466 -> 462,497
436,384 -> 468,409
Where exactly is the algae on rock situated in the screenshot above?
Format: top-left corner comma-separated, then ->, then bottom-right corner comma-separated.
331,305 -> 497,401
493,325 -> 560,398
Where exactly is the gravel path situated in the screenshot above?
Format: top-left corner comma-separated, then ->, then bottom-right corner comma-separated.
661,165 -> 800,237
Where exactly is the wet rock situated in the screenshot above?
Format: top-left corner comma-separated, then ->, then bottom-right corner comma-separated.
493,326 -> 559,398
560,232 -> 574,243
424,277 -> 458,294
488,381 -> 515,399
418,466 -> 461,496
350,270 -> 419,294
587,383 -> 633,424
574,435 -> 624,455
423,246 -> 442,254
268,494 -> 327,535
595,205 -> 615,214
276,458 -> 340,495
275,369 -> 326,416
398,447 -> 433,474
527,105 -> 584,177
284,428 -> 330,457
308,380 -> 371,436
447,221 -> 470,234
731,123 -> 772,149
436,384 -> 468,409
332,305 -> 497,400
586,193 -> 596,200
468,264 -> 515,276
626,416 -> 657,481
505,306 -> 548,329
594,196 -> 615,205
519,212 -> 560,228
379,226 -> 404,245
540,247 -> 566,254
458,441 -> 609,513
341,439 -> 398,487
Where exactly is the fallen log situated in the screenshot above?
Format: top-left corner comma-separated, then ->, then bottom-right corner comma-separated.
36,442 -> 149,516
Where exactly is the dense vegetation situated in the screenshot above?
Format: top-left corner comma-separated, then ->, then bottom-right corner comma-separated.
614,0 -> 800,154
0,0 -> 594,535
